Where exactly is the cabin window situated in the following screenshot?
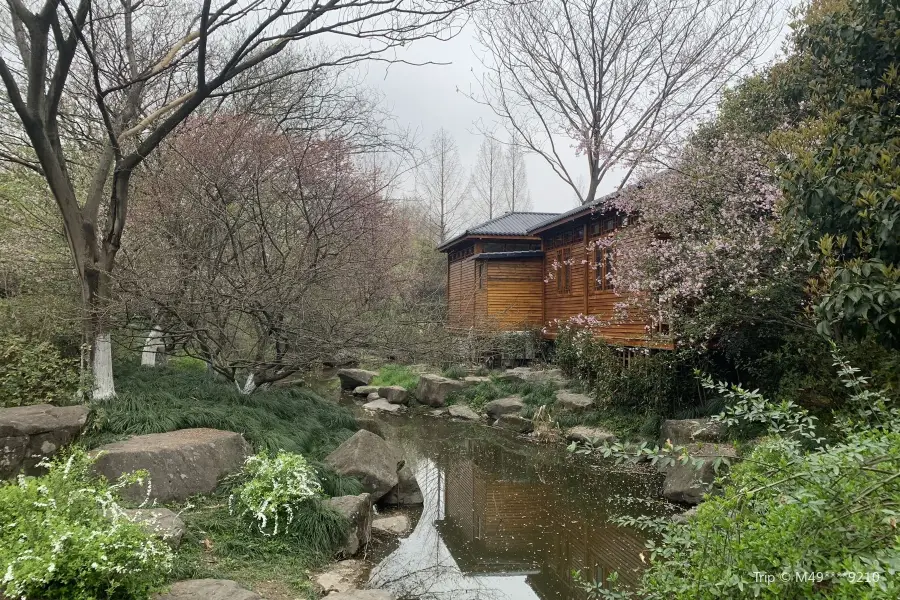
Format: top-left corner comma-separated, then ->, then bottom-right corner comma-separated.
476,262 -> 485,289
604,248 -> 613,290
603,215 -> 616,233
555,249 -> 571,294
594,248 -> 603,290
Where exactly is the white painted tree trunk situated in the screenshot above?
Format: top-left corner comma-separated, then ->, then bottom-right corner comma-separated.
141,326 -> 165,367
92,332 -> 116,400
239,373 -> 257,395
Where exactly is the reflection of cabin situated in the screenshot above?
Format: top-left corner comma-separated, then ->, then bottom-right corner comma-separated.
439,193 -> 672,349
438,213 -> 557,331
438,439 -> 647,596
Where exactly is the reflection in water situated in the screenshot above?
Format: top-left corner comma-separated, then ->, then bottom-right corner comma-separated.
369,418 -> 669,600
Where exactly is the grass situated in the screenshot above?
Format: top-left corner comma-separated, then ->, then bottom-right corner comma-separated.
169,493 -> 346,600
370,363 -> 420,390
84,360 -> 357,458
448,376 -> 558,412
440,364 -> 467,380
81,360 -> 363,599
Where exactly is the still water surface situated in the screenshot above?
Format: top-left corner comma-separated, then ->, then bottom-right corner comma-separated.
367,415 -> 672,600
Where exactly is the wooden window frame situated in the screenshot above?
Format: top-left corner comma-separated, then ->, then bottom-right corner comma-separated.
476,262 -> 485,289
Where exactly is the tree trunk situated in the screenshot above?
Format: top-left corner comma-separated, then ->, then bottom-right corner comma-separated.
82,266 -> 117,400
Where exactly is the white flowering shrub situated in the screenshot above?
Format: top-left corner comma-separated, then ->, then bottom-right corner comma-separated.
0,449 -> 173,600
229,451 -> 325,536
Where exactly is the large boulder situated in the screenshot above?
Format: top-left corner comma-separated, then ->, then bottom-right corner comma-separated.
381,465 -> 423,506
1,404 -> 90,478
448,404 -> 480,421
566,426 -> 617,445
324,431 -> 403,501
494,414 -> 534,434
326,591 -> 396,600
556,391 -> 594,411
662,443 -> 738,505
353,386 -> 379,397
123,508 -> 186,549
484,396 -> 524,420
463,376 -> 491,385
154,580 -> 261,600
337,369 -> 378,390
659,418 -> 727,447
328,493 -> 373,557
92,428 -> 251,503
415,374 -> 467,407
379,386 -> 409,405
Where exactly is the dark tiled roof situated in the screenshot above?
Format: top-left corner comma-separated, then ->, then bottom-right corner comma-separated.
437,211 -> 559,250
473,250 -> 545,260
527,189 -> 621,233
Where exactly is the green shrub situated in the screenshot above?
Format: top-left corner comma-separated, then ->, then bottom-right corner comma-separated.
229,451 -> 333,538
0,450 -> 173,600
84,360 -> 356,458
371,363 -> 420,390
583,348 -> 900,600
0,334 -> 80,407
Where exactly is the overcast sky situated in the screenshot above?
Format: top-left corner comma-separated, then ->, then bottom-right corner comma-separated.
361,8 -> 792,219
361,26 -> 589,216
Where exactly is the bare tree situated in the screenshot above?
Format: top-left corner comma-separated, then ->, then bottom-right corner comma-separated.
502,139 -> 531,212
469,135 -> 503,221
417,128 -> 468,242
120,115 -> 406,393
0,0 -> 471,399
473,0 -> 783,205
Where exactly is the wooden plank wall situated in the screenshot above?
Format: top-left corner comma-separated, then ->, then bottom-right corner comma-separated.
485,259 -> 544,328
448,256 -> 476,329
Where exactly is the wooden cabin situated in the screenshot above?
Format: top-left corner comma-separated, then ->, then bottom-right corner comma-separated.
440,197 -> 672,349
439,212 -> 558,331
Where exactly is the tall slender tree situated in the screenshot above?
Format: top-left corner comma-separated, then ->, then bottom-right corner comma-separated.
417,128 -> 469,242
469,136 -> 504,221
502,141 -> 532,212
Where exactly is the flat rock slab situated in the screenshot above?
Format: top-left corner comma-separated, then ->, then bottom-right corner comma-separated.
123,508 -> 186,549
353,386 -> 379,397
328,494 -> 372,557
484,396 -> 524,420
363,399 -> 405,414
463,376 -> 491,384
448,404 -> 480,421
1,404 -> 90,478
415,374 -> 468,407
379,386 -> 409,405
92,428 -> 251,503
154,579 -> 262,600
566,426 -> 616,444
503,367 -> 566,385
325,431 -> 402,501
659,419 -> 727,447
372,514 -> 411,536
337,369 -> 378,390
556,391 -> 594,411
494,414 -> 534,434
326,591 -> 396,600
316,560 -> 369,595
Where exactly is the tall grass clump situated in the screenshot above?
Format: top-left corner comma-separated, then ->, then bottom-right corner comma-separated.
84,361 -> 356,459
371,363 -> 420,390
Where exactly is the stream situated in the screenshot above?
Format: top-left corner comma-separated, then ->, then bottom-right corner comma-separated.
363,413 -> 674,600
